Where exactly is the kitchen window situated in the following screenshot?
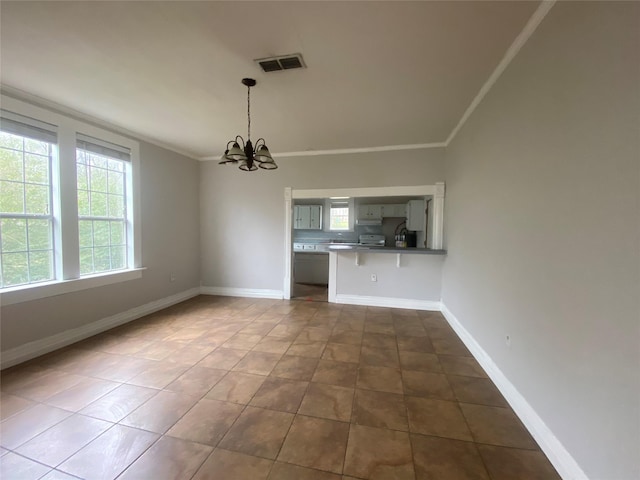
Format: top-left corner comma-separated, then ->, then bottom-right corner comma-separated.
0,96 -> 142,305
329,200 -> 350,231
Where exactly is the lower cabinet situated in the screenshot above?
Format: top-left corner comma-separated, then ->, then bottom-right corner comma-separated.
294,253 -> 329,285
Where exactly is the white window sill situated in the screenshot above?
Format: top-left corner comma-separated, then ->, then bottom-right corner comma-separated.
0,268 -> 146,307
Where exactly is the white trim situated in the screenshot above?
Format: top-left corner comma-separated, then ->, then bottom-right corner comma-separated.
200,286 -> 284,300
283,188 -> 293,300
445,1 -> 556,146
0,268 -> 146,306
328,252 -> 338,303
200,142 -> 446,161
335,294 -> 441,311
292,185 -> 437,200
440,303 -> 588,480
0,287 -> 201,369
1,85 -> 200,161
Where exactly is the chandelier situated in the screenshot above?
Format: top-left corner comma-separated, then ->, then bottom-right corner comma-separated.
219,78 -> 277,171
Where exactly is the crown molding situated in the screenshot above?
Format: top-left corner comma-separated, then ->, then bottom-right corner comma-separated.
0,85 -> 201,161
445,0 -> 556,146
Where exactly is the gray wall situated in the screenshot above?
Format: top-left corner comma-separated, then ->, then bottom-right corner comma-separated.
441,2 -> 639,479
1,141 -> 201,352
200,149 -> 445,290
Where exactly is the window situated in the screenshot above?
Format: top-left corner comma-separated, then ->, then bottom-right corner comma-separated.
329,201 -> 350,231
0,114 -> 56,288
0,97 -> 141,304
76,135 -> 129,275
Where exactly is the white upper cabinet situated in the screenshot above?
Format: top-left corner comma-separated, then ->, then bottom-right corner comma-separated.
294,205 -> 322,230
358,204 -> 382,219
406,199 -> 426,231
380,204 -> 407,218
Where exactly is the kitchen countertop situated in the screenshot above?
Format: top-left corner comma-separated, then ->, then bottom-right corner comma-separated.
328,245 -> 447,255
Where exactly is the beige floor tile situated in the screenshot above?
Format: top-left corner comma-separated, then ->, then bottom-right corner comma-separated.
356,365 -> 403,394
43,377 -> 120,411
57,424 -> 158,480
396,336 -> 434,353
411,434 -> 490,480
240,323 -> 277,336
360,346 -> 400,368
198,348 -> 247,370
0,403 -> 72,449
328,330 -> 363,346
232,351 -> 282,376
344,424 -> 414,479
16,414 -> 112,467
0,392 -> 36,421
278,415 -> 349,474
118,436 -> 212,480
249,377 -> 308,413
312,359 -> 358,387
447,375 -> 508,407
362,332 -> 397,350
5,370 -> 86,402
298,383 -> 354,422
165,366 -> 227,396
297,327 -> 333,342
271,355 -> 319,381
132,340 -> 184,361
364,322 -> 396,335
253,337 -> 293,354
438,355 -> 487,378
460,403 -> 538,449
206,372 -> 266,404
286,341 -> 327,358
222,333 -> 265,350
430,336 -> 472,356
268,462 -> 341,480
79,384 -> 157,422
405,397 -> 473,441
219,406 -> 294,459
352,389 -> 408,431
401,370 -> 455,400
167,398 -> 244,446
398,351 -> 442,373
0,452 -> 51,479
126,362 -> 189,389
192,448 -> 273,480
39,469 -> 82,480
321,343 -> 360,364
477,444 -> 561,480
120,390 -> 200,433
168,344 -> 218,365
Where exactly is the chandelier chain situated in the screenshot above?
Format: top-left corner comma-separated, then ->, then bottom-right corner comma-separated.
247,84 -> 251,140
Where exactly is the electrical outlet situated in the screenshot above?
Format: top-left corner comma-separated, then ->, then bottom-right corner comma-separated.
170,272 -> 176,283
505,335 -> 511,347
370,274 -> 377,282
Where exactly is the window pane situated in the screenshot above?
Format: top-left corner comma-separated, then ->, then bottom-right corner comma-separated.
28,219 -> 52,250
1,218 -> 27,252
25,183 -> 49,214
28,250 -> 52,282
0,148 -> 23,181
89,154 -> 108,169
94,246 -> 110,272
108,194 -> 124,218
93,220 -> 110,246
77,190 -> 90,216
90,192 -> 108,216
108,159 -> 123,172
110,221 -> 124,245
79,220 -> 93,247
79,248 -> 94,275
24,154 -> 49,184
330,206 -> 349,230
0,132 -> 23,150
23,138 -> 49,155
111,246 -> 126,270
108,171 -> 123,195
90,167 -> 108,193
77,163 -> 88,190
2,252 -> 29,286
0,181 -> 25,213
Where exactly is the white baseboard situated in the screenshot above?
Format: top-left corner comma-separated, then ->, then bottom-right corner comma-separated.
200,286 -> 284,300
440,303 -> 588,480
335,294 -> 441,311
0,287 -> 201,369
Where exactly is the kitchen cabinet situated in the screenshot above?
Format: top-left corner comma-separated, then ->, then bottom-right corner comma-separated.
294,205 -> 322,230
358,204 -> 382,220
294,252 -> 329,285
381,204 -> 407,218
406,199 -> 426,231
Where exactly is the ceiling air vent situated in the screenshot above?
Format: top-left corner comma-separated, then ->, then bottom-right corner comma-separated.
255,53 -> 306,73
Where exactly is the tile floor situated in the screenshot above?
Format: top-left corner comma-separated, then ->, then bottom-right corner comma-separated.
0,295 -> 561,480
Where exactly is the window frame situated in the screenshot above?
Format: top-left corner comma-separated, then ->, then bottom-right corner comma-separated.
324,197 -> 355,232
0,95 -> 143,306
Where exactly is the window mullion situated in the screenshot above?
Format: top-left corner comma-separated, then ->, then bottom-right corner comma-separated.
55,123 -> 80,280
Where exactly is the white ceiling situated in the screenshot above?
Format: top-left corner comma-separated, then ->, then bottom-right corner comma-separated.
0,1 -> 539,159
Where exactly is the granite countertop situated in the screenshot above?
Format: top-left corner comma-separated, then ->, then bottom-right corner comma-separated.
328,245 -> 447,255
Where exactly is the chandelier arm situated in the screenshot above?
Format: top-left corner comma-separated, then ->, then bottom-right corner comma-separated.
235,135 -> 245,147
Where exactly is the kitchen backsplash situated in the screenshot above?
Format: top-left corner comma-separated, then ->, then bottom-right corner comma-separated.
293,218 -> 407,245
